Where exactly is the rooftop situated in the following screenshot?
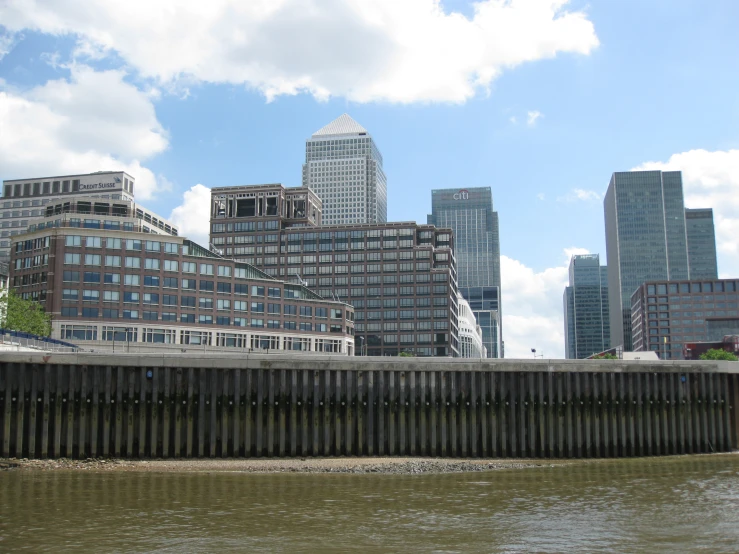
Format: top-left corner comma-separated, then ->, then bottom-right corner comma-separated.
311,114 -> 368,137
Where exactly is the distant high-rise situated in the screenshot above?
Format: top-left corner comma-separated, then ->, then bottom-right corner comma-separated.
563,254 -> 610,359
686,208 -> 718,279
302,114 -> 387,225
604,170 -> 691,350
428,187 -> 502,357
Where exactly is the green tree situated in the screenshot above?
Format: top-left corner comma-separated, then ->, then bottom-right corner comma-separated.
592,353 -> 618,360
398,351 -> 415,357
1,289 -> 52,337
699,348 -> 738,361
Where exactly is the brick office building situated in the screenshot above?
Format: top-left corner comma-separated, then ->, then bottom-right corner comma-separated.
210,184 -> 459,357
631,278 -> 739,359
10,213 -> 354,354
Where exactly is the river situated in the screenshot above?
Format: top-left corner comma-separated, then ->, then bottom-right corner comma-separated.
2,455 -> 739,552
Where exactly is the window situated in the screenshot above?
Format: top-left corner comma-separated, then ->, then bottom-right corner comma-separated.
86,236 -> 102,248
164,260 -> 178,272
126,239 -> 142,251
61,307 -> 78,317
217,282 -> 231,294
181,278 -> 196,290
103,309 -> 119,319
64,253 -> 81,265
234,301 -> 248,312
143,293 -> 159,305
62,289 -> 78,301
143,311 -> 158,321
199,315 -> 213,325
83,272 -> 100,283
217,299 -> 231,310
251,302 -> 264,313
65,236 -> 81,247
124,292 -> 140,303
125,256 -> 141,268
124,274 -> 140,286
181,296 -> 196,308
316,308 -> 327,318
183,262 -> 196,273
268,287 -> 281,298
200,263 -> 214,275
144,275 -> 160,287
123,310 -> 139,319
104,273 -> 120,284
144,258 -> 160,270
268,303 -> 280,314
300,306 -> 312,317
180,313 -> 195,323
200,280 -> 214,292
217,266 -> 231,277
84,254 -> 101,266
103,290 -> 120,302
162,312 -> 177,322
251,286 -> 265,297
106,238 -> 121,249
199,297 -> 213,309
300,322 -> 312,331
163,243 -> 178,254
163,277 -> 178,288
105,255 -> 121,267
145,240 -> 160,252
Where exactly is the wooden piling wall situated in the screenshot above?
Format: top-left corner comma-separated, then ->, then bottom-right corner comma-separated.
1,356 -> 736,459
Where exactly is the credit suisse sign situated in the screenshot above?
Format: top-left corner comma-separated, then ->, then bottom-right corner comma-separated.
78,175 -> 123,191
453,189 -> 469,200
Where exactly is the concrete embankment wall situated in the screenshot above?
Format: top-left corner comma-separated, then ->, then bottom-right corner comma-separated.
1,353 -> 737,459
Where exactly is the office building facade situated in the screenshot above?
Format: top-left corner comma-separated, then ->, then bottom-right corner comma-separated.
10,222 -> 354,354
428,187 -> 502,357
302,114 -> 387,225
457,293 -> 486,358
686,208 -> 718,279
631,278 -> 739,359
604,170 -> 692,350
0,171 -> 176,259
211,184 -> 460,357
563,254 -> 610,359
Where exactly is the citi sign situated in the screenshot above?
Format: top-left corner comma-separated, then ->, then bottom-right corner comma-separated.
453,189 -> 469,200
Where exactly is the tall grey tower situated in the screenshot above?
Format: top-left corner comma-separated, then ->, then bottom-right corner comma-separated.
302,114 -> 387,225
428,187 -> 502,357
685,208 -> 718,279
563,254 -> 610,359
604,170 -> 691,350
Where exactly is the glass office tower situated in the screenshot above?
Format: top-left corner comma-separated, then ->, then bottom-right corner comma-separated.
604,170 -> 691,350
428,187 -> 502,357
686,208 -> 718,279
302,114 -> 387,225
563,254 -> 610,358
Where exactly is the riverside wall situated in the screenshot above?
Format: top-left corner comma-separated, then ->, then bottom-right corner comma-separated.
1,353 -> 737,460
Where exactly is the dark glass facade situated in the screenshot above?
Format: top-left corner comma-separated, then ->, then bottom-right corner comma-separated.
686,208 -> 718,279
428,187 -> 501,357
563,254 -> 610,358
631,278 -> 739,359
604,171 -> 691,350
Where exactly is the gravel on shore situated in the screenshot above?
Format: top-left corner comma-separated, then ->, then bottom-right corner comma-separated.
0,456 -> 574,475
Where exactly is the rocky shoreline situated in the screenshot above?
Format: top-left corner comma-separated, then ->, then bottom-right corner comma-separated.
0,456 -> 570,474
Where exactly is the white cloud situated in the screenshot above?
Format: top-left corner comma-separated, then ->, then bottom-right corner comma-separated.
527,110 -> 543,126
634,149 -> 739,277
0,0 -> 599,104
557,188 -> 601,202
509,116 -> 518,124
501,247 -> 589,359
0,30 -> 20,60
169,184 -> 212,247
0,65 -> 169,199
536,192 -> 545,201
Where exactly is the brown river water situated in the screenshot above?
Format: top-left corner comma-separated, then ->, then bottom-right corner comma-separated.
1,455 -> 739,553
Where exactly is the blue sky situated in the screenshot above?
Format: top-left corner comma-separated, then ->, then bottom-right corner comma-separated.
1,0 -> 738,357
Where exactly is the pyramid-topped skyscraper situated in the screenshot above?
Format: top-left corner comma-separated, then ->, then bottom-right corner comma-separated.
302,114 -> 387,225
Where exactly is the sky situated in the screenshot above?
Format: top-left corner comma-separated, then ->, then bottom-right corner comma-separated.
1,0 -> 738,359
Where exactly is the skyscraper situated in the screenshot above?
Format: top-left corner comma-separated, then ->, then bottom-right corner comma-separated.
428,187 -> 502,357
604,170 -> 691,350
686,208 -> 718,279
302,114 -> 387,225
563,254 -> 610,359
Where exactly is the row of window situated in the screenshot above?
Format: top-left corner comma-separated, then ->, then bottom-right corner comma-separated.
58,307 -> 346,331
355,310 -> 449,320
